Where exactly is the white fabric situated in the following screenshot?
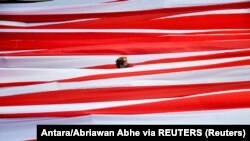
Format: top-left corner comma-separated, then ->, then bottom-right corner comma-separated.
1,108 -> 250,141
1,49 -> 249,68
0,0 -> 248,14
0,66 -> 250,97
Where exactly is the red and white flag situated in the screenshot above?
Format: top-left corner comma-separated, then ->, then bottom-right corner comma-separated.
0,0 -> 250,140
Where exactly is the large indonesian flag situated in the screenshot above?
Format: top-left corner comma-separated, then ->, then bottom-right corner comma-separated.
0,0 -> 250,140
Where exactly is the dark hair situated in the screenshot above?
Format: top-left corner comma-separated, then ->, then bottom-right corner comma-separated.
116,57 -> 127,68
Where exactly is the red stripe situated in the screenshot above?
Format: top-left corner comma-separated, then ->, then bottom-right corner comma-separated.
1,14 -> 250,29
88,91 -> 250,114
1,91 -> 249,118
0,82 -> 42,88
1,32 -> 250,48
2,39 -> 250,55
0,81 -> 249,106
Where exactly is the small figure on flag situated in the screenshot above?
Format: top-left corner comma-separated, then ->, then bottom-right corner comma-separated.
116,57 -> 130,68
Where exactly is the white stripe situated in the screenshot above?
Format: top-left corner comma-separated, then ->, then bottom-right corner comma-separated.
157,8 -> 250,19
1,108 -> 250,141
1,56 -> 249,82
1,88 -> 250,114
60,66 -> 250,89
0,0 -> 248,14
0,66 -> 249,96
77,108 -> 250,124
0,18 -> 99,27
1,48 -> 249,68
0,28 -> 249,33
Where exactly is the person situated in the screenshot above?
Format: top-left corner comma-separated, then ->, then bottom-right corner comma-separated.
116,57 -> 130,68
